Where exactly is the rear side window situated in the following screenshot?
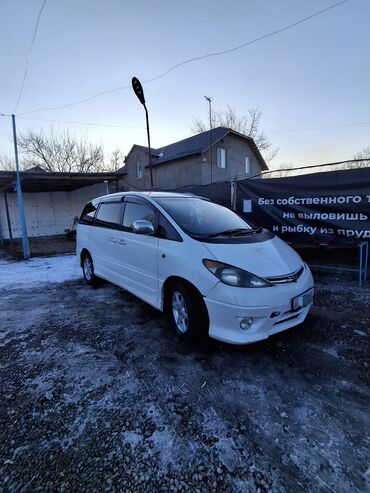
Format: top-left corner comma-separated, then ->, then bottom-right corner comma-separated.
95,202 -> 123,229
79,202 -> 97,225
123,202 -> 155,231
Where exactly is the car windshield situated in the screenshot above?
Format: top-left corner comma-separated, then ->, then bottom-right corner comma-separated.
155,197 -> 255,238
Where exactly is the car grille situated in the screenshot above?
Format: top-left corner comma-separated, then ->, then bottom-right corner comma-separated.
266,265 -> 304,285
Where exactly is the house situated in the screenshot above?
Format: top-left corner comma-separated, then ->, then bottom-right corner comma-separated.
118,126 -> 268,190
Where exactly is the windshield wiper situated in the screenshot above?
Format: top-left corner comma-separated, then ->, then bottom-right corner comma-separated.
204,227 -> 261,239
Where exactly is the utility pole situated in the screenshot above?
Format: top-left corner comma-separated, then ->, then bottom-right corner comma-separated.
12,114 -> 30,259
204,96 -> 213,184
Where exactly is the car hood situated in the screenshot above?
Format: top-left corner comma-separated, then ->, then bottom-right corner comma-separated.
202,236 -> 303,278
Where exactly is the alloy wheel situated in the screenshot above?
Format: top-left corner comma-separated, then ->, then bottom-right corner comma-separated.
83,257 -> 93,281
172,291 -> 189,333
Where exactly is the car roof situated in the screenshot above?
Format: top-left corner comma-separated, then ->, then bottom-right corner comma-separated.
91,190 -> 202,205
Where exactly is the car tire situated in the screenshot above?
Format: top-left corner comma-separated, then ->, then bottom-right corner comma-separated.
168,282 -> 209,342
82,253 -> 99,286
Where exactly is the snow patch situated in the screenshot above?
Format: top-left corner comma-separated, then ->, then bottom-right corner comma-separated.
0,255 -> 81,289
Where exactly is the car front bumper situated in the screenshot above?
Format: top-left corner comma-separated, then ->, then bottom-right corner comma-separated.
204,266 -> 314,345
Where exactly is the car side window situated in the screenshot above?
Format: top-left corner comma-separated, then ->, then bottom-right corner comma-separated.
95,202 -> 123,229
157,213 -> 182,242
122,202 -> 156,231
79,202 -> 97,225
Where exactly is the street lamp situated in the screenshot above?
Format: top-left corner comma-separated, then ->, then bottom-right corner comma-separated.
204,96 -> 213,184
132,77 -> 153,188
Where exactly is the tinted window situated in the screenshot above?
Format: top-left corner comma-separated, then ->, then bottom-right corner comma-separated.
155,198 -> 253,237
123,203 -> 155,231
95,202 -> 122,229
157,213 -> 182,242
79,202 -> 97,225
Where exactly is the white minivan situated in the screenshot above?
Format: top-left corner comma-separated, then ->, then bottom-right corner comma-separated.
77,191 -> 314,344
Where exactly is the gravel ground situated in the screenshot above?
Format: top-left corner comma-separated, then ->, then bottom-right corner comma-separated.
0,260 -> 369,492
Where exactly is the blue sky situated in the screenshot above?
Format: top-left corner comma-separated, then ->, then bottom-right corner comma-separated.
0,0 -> 369,168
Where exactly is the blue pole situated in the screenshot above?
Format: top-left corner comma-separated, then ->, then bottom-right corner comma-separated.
11,114 -> 30,260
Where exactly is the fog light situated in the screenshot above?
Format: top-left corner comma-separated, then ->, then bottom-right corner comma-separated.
240,317 -> 254,330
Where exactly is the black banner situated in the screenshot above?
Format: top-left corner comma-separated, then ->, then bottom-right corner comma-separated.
236,167 -> 370,244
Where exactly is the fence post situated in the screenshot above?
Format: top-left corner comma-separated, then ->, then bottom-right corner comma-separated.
12,114 -> 30,259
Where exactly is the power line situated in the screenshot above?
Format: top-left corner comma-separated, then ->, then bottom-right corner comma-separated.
18,0 -> 349,116
3,111 -> 370,138
144,0 -> 349,84
247,158 -> 370,180
17,116 -> 145,129
5,112 -> 369,135
13,0 -> 47,113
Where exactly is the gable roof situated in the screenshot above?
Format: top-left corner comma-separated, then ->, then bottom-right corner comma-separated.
153,127 -> 230,165
25,165 -> 48,173
120,126 -> 268,172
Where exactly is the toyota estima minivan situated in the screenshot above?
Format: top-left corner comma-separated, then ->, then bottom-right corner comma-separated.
77,191 -> 314,344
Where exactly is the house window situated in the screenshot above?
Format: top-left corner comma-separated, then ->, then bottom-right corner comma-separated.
135,161 -> 143,179
217,147 -> 226,169
245,156 -> 251,174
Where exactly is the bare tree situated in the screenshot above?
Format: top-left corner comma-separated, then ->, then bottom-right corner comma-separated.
108,148 -> 125,171
270,162 -> 296,178
17,127 -> 105,173
0,154 -> 16,171
351,147 -> 370,168
191,106 -> 278,162
331,147 -> 370,170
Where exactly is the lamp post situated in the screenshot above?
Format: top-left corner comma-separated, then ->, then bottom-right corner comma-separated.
204,96 -> 213,184
131,77 -> 153,188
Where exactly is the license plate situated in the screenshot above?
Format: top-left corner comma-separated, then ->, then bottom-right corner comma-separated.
292,288 -> 314,311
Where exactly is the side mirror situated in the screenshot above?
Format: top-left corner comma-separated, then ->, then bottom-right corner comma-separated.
132,219 -> 155,235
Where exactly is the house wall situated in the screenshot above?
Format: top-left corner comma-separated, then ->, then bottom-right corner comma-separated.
152,155 -> 203,189
124,149 -> 204,190
123,147 -> 150,190
201,133 -> 262,185
0,182 -> 106,239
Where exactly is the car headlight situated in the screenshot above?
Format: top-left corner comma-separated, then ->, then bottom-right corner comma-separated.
203,259 -> 272,288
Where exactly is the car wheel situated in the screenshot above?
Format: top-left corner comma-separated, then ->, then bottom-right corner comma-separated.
82,253 -> 98,286
168,282 -> 208,341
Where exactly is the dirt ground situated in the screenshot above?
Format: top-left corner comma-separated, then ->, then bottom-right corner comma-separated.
0,258 -> 369,492
3,236 -> 76,259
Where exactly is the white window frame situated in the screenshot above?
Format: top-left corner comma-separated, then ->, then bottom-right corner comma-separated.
135,161 -> 143,179
245,156 -> 251,174
217,147 -> 227,169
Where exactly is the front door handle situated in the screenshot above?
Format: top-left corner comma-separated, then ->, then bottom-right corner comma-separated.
118,240 -> 126,246
109,237 -> 117,243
